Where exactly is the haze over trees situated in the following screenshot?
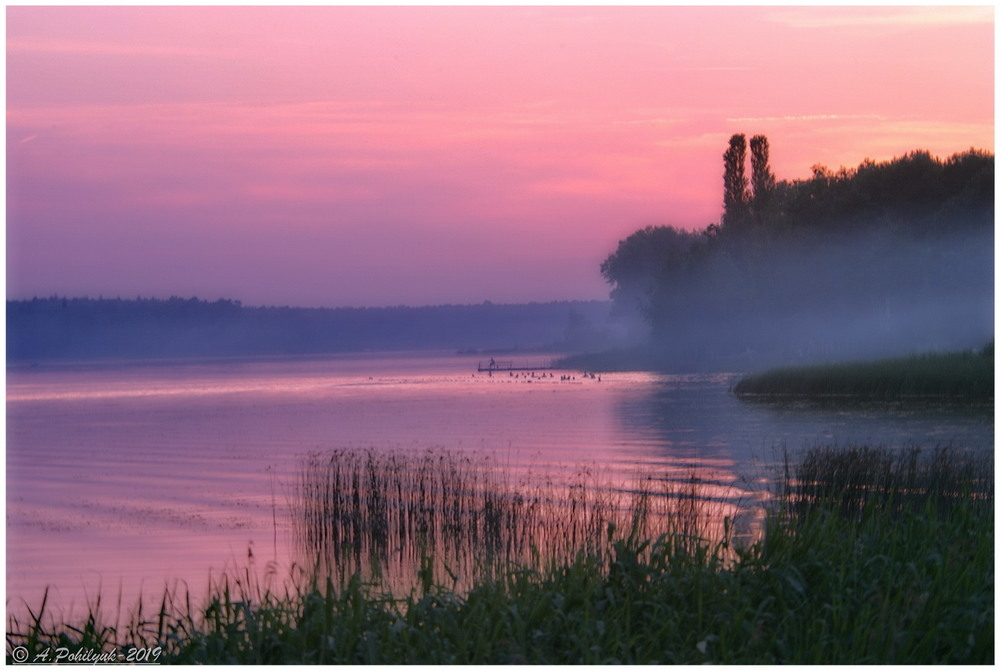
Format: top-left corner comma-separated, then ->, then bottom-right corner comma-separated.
7,298 -> 613,362
600,138 -> 994,370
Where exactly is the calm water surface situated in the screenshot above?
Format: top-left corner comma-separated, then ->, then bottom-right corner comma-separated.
7,351 -> 993,619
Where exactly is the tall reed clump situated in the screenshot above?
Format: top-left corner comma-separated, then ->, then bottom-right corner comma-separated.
291,448 -> 736,592
779,444 -> 993,521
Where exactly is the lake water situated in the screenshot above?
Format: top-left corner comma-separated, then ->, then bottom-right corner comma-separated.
6,351 -> 993,621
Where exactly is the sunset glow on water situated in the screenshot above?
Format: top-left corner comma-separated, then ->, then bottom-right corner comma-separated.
7,353 -> 993,619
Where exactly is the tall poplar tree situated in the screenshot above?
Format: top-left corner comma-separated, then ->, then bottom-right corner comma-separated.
750,134 -> 776,224
722,134 -> 749,231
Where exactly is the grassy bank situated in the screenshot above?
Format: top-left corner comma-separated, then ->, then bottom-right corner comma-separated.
733,344 -> 994,400
8,446 -> 993,664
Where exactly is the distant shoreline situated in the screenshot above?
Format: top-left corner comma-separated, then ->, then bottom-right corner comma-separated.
7,296 -> 617,363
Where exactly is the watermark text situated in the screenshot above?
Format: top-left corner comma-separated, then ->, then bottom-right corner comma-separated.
10,645 -> 162,664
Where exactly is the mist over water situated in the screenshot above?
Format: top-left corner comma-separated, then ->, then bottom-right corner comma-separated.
612,218 -> 993,373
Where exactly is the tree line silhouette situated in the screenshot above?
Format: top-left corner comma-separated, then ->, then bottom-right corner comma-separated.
7,297 -> 613,362
600,139 -> 993,369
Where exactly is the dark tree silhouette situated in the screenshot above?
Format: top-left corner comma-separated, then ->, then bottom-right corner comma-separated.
599,225 -> 700,318
749,134 -> 776,224
722,134 -> 750,231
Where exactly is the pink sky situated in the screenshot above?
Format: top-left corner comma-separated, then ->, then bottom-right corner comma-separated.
7,5 -> 994,307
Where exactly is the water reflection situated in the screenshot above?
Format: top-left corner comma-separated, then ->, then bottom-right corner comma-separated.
612,374 -> 993,537
617,374 -> 993,471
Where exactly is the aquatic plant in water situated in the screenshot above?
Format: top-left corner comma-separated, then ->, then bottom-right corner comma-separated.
291,447 -> 743,592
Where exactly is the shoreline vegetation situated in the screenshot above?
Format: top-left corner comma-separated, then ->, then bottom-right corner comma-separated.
7,445 -> 993,664
732,343 -> 994,401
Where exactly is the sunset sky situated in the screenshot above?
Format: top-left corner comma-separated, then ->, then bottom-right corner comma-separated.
7,5 -> 995,308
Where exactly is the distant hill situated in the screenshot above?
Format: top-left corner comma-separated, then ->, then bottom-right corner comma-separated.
6,296 -> 618,362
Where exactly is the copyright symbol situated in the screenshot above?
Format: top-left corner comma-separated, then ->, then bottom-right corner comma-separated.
11,646 -> 29,663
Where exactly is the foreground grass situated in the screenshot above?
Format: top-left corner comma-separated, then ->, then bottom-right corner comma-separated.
733,343 -> 994,400
8,447 -> 993,664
